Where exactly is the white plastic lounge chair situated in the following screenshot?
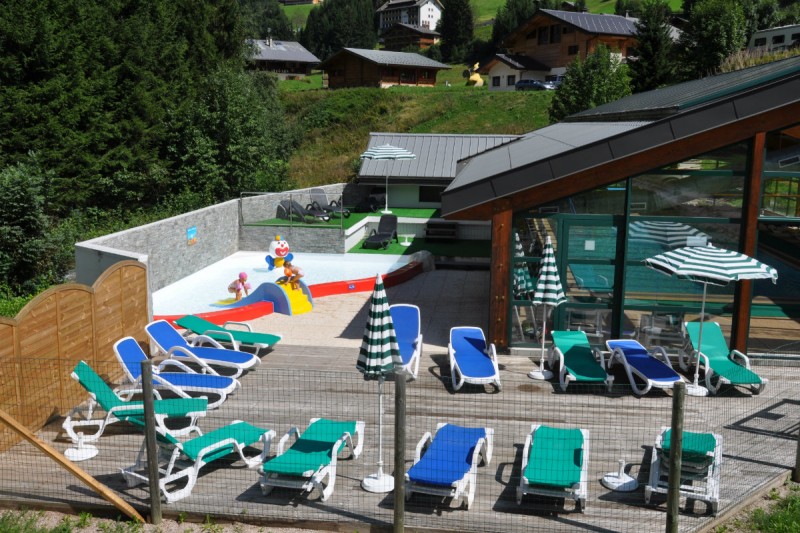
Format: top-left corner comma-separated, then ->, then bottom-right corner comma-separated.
549,330 -> 613,392
62,361 -> 207,461
606,339 -> 683,396
146,319 -> 260,378
389,304 -> 422,380
448,327 -> 501,392
645,426 -> 722,515
258,418 -> 364,501
405,423 -> 493,510
175,314 -> 281,355
122,419 -> 274,503
114,337 -> 239,410
682,322 -> 767,395
517,424 -> 589,512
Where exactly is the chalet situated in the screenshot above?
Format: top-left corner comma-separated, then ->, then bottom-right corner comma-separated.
318,48 -> 449,89
376,0 -> 443,32
381,23 -> 441,51
480,9 -> 638,91
247,39 -> 320,79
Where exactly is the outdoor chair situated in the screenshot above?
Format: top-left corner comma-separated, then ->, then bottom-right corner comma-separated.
146,319 -> 260,379
405,423 -> 493,510
517,424 -> 589,512
448,326 -> 501,392
645,427 -> 722,515
389,304 -> 422,380
549,330 -> 613,392
114,337 -> 240,410
62,361 -> 207,461
605,339 -> 683,396
309,187 -> 350,218
257,418 -> 364,501
121,419 -> 274,503
682,322 -> 767,395
639,312 -> 685,347
277,199 -> 330,223
175,314 -> 281,355
362,214 -> 398,249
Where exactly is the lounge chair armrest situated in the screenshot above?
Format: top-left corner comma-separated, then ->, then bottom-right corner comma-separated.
414,432 -> 433,463
652,346 -> 673,368
592,347 -> 607,368
156,357 -> 200,374
730,349 -> 751,368
223,321 -> 253,332
166,346 -> 219,375
277,426 -> 300,455
483,428 -> 494,465
198,329 -> 237,346
487,343 -> 498,362
189,334 -> 226,350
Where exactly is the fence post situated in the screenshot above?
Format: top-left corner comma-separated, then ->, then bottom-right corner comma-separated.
666,381 -> 685,533
141,359 -> 162,525
394,372 -> 406,533
794,422 -> 800,483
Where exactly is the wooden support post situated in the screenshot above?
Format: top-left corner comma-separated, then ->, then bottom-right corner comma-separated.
490,200 -> 513,349
794,423 -> 800,483
666,381 -> 685,533
141,360 -> 162,524
0,408 -> 144,524
393,371 -> 407,533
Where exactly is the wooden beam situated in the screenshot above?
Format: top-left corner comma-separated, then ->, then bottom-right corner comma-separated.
0,408 -> 145,524
489,200 -> 512,349
732,132 -> 766,351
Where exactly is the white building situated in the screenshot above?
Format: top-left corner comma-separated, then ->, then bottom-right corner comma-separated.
376,0 -> 443,32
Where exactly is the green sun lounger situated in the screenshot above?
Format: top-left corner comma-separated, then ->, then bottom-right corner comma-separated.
517,424 -> 589,512
549,330 -> 614,392
258,418 -> 364,501
645,426 -> 722,515
122,420 -> 274,503
683,322 -> 766,394
175,315 -> 282,355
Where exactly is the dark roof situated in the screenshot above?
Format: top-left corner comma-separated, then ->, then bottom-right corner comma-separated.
377,0 -> 442,12
441,56 -> 800,217
359,133 -> 520,186
382,23 -> 440,37
318,48 -> 450,70
540,9 -> 636,36
479,54 -> 550,73
247,39 -> 320,64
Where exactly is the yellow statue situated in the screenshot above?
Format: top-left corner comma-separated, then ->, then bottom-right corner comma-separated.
466,62 -> 484,87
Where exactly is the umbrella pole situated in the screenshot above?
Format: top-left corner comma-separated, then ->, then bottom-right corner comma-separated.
362,375 -> 395,492
377,376 -> 384,476
528,304 -> 553,380
687,283 -> 709,396
382,171 -> 391,214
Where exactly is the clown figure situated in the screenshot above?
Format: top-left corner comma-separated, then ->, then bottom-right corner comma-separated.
265,235 -> 294,270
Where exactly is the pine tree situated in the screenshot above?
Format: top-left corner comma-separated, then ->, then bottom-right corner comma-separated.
628,0 -> 676,93
677,0 -> 746,78
439,0 -> 473,62
492,0 -> 537,47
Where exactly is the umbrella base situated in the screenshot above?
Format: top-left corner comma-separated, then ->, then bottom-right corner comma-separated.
528,369 -> 553,380
362,472 -> 394,493
65,444 -> 98,462
381,209 -> 392,214
601,472 -> 639,492
687,383 -> 709,396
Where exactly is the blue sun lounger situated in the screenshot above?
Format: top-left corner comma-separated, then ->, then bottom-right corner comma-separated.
606,339 -> 683,396
405,423 -> 493,510
146,319 -> 260,378
114,337 -> 240,410
448,327 -> 501,392
389,304 -> 423,380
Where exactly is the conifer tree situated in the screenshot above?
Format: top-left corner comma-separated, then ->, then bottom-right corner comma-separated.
439,0 -> 474,62
628,0 -> 676,93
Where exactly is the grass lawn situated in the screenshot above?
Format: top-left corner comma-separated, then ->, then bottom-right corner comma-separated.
247,208 -> 441,229
349,238 -> 491,257
279,72 -> 323,92
282,3 -> 315,29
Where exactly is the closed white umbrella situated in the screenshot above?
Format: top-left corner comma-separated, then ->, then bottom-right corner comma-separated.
528,236 -> 567,380
357,274 -> 402,492
644,244 -> 778,396
360,144 -> 416,214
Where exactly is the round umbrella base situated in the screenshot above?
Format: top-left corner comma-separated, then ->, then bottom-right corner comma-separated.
686,383 -> 709,396
381,210 -> 392,215
65,445 -> 98,462
362,472 -> 394,493
528,369 -> 553,380
601,472 -> 639,492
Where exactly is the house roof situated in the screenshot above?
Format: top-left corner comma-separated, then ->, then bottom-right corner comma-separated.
478,53 -> 550,74
503,9 -> 636,47
441,55 -> 800,218
318,48 -> 450,70
358,133 -> 520,186
377,0 -> 442,12
382,23 -> 441,37
247,39 -> 320,64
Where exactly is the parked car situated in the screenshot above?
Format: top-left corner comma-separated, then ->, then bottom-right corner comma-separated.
515,79 -> 551,91
545,75 -> 565,88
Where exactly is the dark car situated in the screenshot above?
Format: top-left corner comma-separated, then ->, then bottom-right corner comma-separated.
515,79 -> 550,91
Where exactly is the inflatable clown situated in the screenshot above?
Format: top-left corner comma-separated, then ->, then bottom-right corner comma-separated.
265,235 -> 294,271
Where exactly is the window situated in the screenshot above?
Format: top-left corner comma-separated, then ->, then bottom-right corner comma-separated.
419,186 -> 445,203
538,26 -> 549,45
420,70 -> 430,79
773,35 -> 785,45
492,76 -> 500,87
568,45 -> 579,55
507,75 -> 516,86
754,37 -> 767,46
550,24 -> 561,44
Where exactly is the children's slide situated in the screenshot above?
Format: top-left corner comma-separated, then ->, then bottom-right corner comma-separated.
214,281 -> 313,316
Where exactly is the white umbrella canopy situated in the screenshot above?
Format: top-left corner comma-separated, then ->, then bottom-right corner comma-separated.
629,220 -> 710,249
357,274 -> 402,492
359,144 -> 416,214
528,236 -> 567,380
644,244 -> 778,395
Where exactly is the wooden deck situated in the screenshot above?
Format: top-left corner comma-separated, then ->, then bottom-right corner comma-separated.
0,343 -> 797,533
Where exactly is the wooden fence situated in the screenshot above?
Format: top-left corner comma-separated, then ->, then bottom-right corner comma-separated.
0,261 -> 148,452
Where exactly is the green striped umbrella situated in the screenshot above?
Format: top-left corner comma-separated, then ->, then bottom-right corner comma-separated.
529,236 -> 566,380
360,144 -> 416,214
629,221 -> 710,249
644,244 -> 778,395
357,274 -> 401,492
513,232 -> 535,298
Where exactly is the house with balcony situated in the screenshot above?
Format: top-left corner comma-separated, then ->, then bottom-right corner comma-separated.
381,23 -> 441,51
318,48 -> 449,89
376,0 -> 443,32
247,39 -> 320,79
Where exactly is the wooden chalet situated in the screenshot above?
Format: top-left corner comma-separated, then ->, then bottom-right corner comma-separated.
381,23 -> 441,51
247,39 -> 320,79
318,48 -> 449,89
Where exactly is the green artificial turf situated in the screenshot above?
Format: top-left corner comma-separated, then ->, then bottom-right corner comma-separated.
348,238 -> 491,258
247,208 -> 441,229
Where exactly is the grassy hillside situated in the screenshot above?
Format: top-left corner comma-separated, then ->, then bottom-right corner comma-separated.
279,69 -> 553,188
